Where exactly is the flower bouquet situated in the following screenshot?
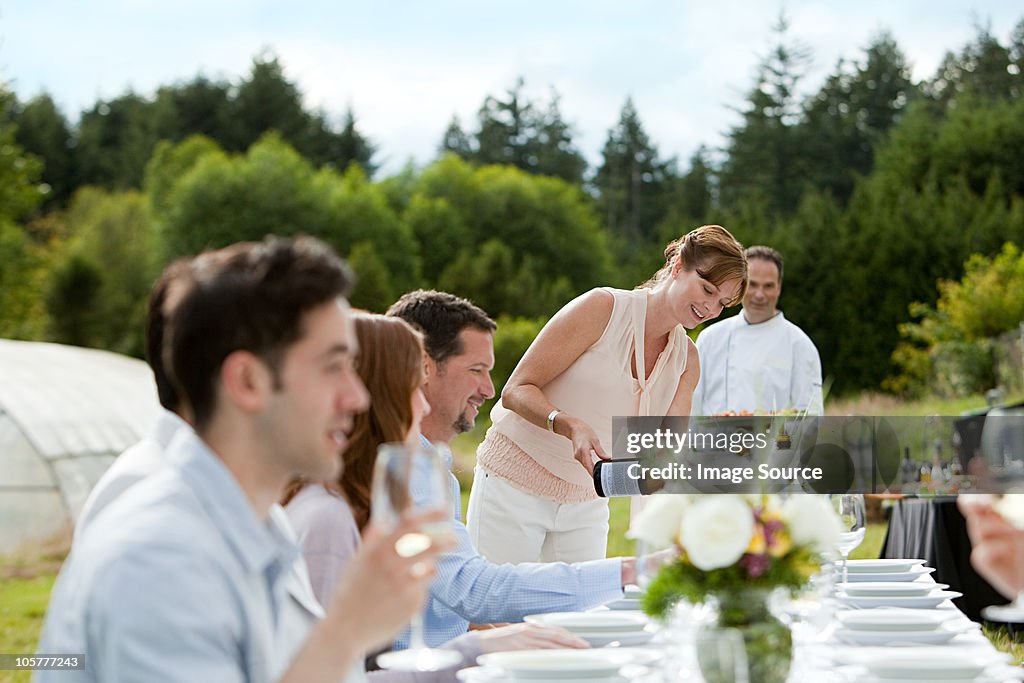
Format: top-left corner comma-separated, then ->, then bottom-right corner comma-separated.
630,494 -> 842,683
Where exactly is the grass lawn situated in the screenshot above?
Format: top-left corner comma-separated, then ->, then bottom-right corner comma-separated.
0,574 -> 55,683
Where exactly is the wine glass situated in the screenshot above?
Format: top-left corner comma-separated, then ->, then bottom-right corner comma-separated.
829,493 -> 866,583
372,443 -> 461,671
769,564 -> 837,681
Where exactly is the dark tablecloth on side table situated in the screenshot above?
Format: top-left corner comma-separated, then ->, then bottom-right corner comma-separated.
881,496 -> 1010,622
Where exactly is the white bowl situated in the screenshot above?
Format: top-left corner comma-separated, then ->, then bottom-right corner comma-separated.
839,582 -> 948,597
477,650 -> 633,679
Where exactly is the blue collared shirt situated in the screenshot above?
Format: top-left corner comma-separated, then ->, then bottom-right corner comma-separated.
396,437 -> 624,648
38,430 -> 302,683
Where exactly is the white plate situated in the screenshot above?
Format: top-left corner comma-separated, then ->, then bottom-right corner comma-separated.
842,559 -> 927,574
525,612 -> 649,633
837,608 -> 951,631
837,589 -> 962,609
865,652 -> 991,680
457,667 -> 628,683
835,624 -> 961,646
477,650 -> 633,679
861,677 -> 989,683
605,598 -> 644,611
579,629 -> 656,648
843,566 -> 936,582
840,582 -> 948,597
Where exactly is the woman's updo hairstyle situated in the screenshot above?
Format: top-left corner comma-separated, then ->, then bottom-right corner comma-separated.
639,224 -> 748,306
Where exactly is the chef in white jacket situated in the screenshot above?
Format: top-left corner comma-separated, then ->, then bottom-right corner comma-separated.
692,245 -> 823,416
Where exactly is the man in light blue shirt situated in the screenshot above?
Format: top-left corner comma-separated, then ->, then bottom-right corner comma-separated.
38,237 -> 448,682
72,252 -> 325,664
388,291 -> 640,648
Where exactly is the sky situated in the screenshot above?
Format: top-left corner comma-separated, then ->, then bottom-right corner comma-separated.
2,1 -> 1020,176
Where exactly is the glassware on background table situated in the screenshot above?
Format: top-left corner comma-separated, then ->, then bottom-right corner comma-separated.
372,443 -> 461,672
829,493 -> 866,583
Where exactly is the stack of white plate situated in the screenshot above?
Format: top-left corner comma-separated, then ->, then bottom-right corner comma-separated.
841,560 -> 936,583
469,649 -> 636,682
861,652 -> 999,682
524,611 -> 655,647
839,558 -> 927,577
834,608 -> 964,646
604,586 -> 644,611
837,580 -> 961,609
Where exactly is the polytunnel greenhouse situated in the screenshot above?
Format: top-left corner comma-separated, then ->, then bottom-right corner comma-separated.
0,339 -> 159,554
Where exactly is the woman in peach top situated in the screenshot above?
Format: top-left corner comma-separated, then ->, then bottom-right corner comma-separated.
467,225 -> 747,563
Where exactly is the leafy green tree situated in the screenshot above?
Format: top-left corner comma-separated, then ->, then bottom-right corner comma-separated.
320,164 -> 420,293
159,132 -> 329,257
45,253 -> 105,347
75,92 -> 158,189
890,242 -> 1024,396
473,78 -> 538,170
719,12 -> 813,216
46,188 -> 158,355
593,97 -> 677,245
0,89 -> 48,338
924,24 -> 1019,108
151,76 -> 232,144
159,134 -> 416,289
456,80 -> 586,183
438,239 -> 519,315
873,95 -> 1024,198
144,135 -> 223,217
674,147 -> 714,222
346,241 -> 394,313
404,191 -> 471,283
439,115 -> 472,159
10,93 -> 75,207
326,107 -> 377,175
226,52 -> 310,153
800,32 -> 916,204
533,93 -> 587,183
405,155 -> 612,314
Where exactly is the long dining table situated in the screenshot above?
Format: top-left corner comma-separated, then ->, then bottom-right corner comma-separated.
454,559 -> 1023,682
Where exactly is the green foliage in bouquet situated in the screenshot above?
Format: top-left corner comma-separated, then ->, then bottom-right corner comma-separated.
642,545 -> 819,620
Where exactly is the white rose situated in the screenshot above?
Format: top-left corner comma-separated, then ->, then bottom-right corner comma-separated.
679,495 -> 755,570
781,495 -> 842,553
628,495 -> 689,549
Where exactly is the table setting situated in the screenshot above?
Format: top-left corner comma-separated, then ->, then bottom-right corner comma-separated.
453,492 -> 1023,682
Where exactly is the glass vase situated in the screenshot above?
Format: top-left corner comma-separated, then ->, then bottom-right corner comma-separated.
696,588 -> 792,683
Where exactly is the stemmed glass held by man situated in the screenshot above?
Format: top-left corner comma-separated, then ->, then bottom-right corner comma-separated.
372,442 -> 462,671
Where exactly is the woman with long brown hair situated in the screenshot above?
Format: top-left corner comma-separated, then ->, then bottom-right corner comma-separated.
284,313 -> 585,679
